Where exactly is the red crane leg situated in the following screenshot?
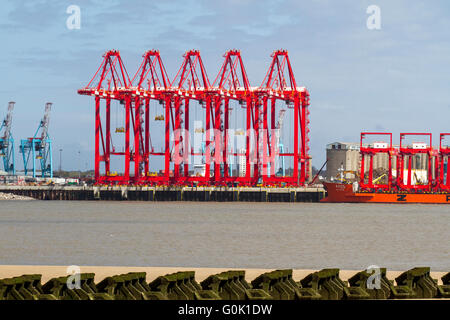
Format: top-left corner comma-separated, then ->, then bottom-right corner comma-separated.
105,98 -> 111,176
95,96 -> 100,182
270,98 -> 276,178
124,97 -> 131,183
174,97 -> 181,181
262,98 -> 269,178
145,98 -> 150,176
214,97 -> 222,183
223,99 -> 229,179
205,97 -> 211,181
300,98 -> 307,185
407,156 -> 412,186
134,97 -> 141,183
360,154 -> 365,186
254,102 -> 260,184
293,98 -> 299,185
164,97 -> 171,183
184,98 -> 189,178
369,155 -> 373,186
295,98 -> 306,185
245,97 -> 251,183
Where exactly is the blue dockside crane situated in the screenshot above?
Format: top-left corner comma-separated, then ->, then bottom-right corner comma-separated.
20,102 -> 53,178
0,101 -> 15,175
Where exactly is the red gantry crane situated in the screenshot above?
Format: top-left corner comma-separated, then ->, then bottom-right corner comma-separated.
359,132 -> 393,191
170,50 -> 212,185
78,50 -> 131,185
128,50 -> 171,185
212,49 -> 253,186
397,133 -> 434,192
439,133 -> 450,190
78,49 -> 311,187
256,50 -> 310,186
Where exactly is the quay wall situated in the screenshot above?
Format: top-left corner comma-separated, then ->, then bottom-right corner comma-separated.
0,185 -> 326,202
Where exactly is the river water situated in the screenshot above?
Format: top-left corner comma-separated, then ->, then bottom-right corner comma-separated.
0,201 -> 448,271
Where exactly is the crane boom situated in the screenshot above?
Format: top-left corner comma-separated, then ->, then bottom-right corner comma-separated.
1,101 -> 14,140
39,102 -> 52,144
0,101 -> 16,175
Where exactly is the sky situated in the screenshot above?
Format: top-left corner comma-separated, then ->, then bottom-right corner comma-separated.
1,0 -> 450,171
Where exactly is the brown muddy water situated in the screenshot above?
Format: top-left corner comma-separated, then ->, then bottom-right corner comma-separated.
0,201 -> 448,271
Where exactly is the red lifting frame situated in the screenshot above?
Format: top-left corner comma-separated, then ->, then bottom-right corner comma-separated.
212,49 -> 253,186
359,132 -> 393,191
128,50 -> 171,185
78,50 -> 131,185
439,133 -> 450,190
397,133 -> 434,191
170,50 -> 212,186
256,50 -> 310,186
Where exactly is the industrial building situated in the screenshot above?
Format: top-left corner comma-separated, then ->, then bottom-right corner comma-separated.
326,142 -> 360,181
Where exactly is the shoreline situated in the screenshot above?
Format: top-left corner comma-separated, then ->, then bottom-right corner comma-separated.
0,192 -> 35,200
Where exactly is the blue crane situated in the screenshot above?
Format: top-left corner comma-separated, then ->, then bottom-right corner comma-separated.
20,102 -> 53,178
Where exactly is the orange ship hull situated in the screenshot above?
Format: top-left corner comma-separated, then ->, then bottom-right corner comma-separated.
321,182 -> 450,204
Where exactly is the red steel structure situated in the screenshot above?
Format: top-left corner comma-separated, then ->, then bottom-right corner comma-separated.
128,50 -> 171,185
439,133 -> 450,190
78,50 -> 131,184
79,49 -> 311,186
359,132 -> 393,191
256,50 -> 310,186
211,50 -> 253,185
170,50 -> 213,186
357,132 -> 450,193
397,133 -> 434,191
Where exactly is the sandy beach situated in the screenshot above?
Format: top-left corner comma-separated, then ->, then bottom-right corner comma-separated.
0,265 -> 447,285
